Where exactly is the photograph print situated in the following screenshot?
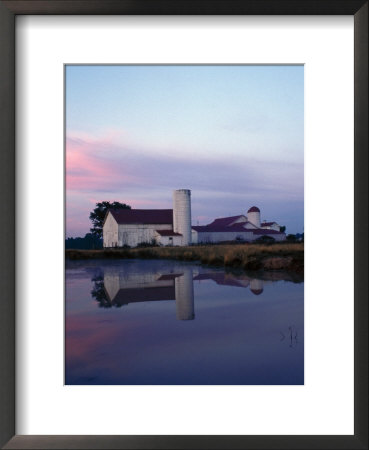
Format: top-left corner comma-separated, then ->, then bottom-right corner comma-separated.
65,65 -> 304,385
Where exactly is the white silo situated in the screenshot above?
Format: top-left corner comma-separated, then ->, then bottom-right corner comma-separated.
247,206 -> 261,228
173,189 -> 192,246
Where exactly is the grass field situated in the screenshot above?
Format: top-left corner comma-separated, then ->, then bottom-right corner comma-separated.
66,242 -> 304,273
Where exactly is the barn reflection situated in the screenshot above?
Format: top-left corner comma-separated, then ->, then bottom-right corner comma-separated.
91,265 -> 265,320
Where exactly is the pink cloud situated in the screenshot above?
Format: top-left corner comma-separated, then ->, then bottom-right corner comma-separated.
66,135 -> 140,192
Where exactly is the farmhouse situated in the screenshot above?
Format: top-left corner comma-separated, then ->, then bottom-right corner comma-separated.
103,190 -> 286,248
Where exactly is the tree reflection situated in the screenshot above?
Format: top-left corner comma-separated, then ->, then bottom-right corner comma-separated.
91,275 -> 114,308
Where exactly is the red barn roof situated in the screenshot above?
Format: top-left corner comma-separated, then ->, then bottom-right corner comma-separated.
108,209 -> 173,225
207,215 -> 245,227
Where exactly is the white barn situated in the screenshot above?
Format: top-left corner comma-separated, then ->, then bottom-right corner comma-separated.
103,191 -> 286,248
103,189 -> 192,248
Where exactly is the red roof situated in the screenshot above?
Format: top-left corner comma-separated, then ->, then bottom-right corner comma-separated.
207,215 -> 245,227
248,206 -> 260,213
109,209 -> 173,225
155,230 -> 182,237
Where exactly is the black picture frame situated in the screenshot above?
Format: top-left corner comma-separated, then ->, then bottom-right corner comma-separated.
0,1 -> 367,449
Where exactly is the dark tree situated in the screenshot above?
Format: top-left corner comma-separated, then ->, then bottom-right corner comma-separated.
280,225 -> 286,233
89,201 -> 131,238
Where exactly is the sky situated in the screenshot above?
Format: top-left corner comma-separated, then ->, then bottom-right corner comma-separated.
66,65 -> 304,237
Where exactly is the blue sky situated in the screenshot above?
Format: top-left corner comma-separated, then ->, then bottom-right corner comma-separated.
66,65 -> 304,237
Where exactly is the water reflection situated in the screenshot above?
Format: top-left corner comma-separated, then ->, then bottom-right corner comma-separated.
66,259 -> 304,385
91,265 -> 268,320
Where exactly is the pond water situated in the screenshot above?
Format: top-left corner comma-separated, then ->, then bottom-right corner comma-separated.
65,259 -> 304,385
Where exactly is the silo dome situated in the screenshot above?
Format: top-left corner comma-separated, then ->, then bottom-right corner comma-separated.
247,206 -> 260,213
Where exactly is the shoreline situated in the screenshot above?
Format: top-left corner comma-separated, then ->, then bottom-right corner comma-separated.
66,243 -> 304,277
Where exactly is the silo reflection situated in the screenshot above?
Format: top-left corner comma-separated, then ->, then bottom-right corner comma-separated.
175,268 -> 195,320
